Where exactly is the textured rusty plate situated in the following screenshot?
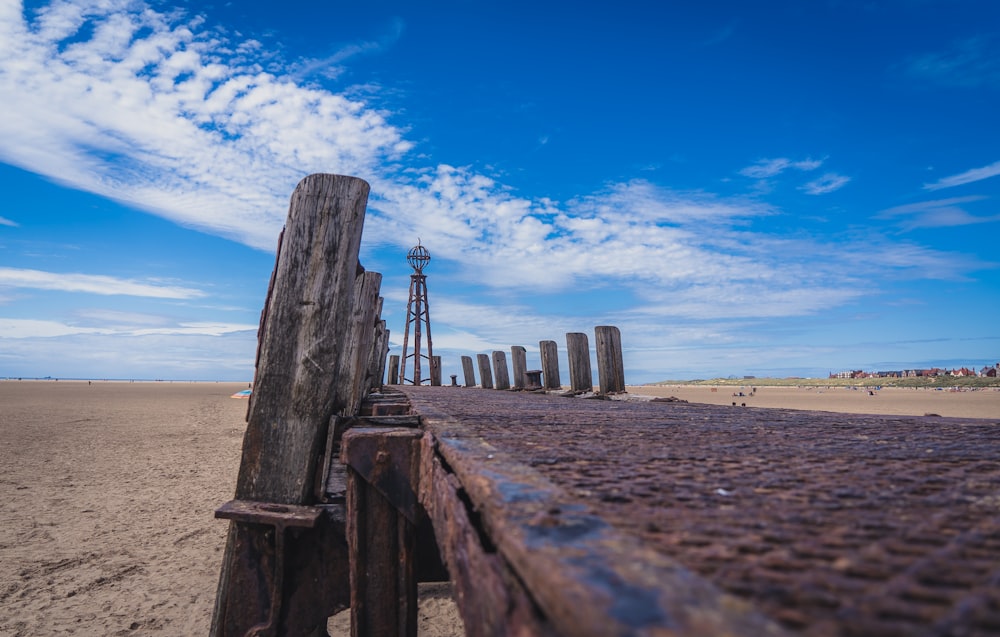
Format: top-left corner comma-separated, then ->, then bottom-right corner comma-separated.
400,386 -> 1000,636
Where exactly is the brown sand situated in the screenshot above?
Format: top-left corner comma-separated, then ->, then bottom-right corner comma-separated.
0,380 -> 460,636
627,384 -> 1000,419
2,380 -> 995,636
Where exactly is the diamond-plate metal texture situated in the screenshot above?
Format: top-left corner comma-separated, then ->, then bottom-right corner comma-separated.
400,386 -> 1000,636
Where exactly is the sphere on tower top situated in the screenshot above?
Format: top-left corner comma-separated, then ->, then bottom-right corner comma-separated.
406,240 -> 431,273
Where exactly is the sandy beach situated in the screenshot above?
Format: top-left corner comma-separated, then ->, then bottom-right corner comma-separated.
627,384 -> 1000,419
1,379 -> 996,636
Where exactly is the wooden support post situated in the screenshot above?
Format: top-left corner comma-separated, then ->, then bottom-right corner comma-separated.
510,346 -> 527,390
492,351 -> 511,390
566,332 -> 592,393
342,428 -> 422,637
370,320 -> 389,389
430,356 -> 442,387
539,340 -> 561,390
387,355 -> 400,386
340,271 -> 383,417
461,356 -> 476,388
477,354 -> 494,389
595,325 -> 625,395
211,173 -> 369,637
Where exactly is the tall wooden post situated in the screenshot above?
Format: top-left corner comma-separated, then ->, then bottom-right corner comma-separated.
477,354 -> 494,389
566,332 -> 592,393
387,355 -> 400,385
461,356 -> 476,387
511,346 -> 527,390
540,340 -> 561,390
493,350 -> 511,390
595,325 -> 626,394
430,355 -> 442,386
340,271 -> 383,417
398,243 -> 434,385
211,174 -> 369,636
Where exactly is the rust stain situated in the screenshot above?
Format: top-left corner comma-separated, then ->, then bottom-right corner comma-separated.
398,385 -> 1000,636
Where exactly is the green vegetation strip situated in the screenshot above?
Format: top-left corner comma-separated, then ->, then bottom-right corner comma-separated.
649,376 -> 1000,389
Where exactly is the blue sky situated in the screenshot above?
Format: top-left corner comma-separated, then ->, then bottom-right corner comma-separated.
1,0 -> 998,383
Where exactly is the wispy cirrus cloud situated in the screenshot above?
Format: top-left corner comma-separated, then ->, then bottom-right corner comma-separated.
924,160 -> 1000,191
903,36 -> 1000,89
0,216 -> 18,227
738,157 -> 823,179
877,195 -> 1000,230
0,267 -> 205,299
290,17 -> 405,81
0,317 -> 254,339
800,173 -> 850,195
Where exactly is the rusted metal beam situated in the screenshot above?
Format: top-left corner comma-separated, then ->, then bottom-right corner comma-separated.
342,428 -> 423,637
418,431 -> 557,636
342,428 -> 423,524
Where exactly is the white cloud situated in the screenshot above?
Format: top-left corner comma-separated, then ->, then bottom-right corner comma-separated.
0,0 -> 413,250
0,267 -> 205,298
0,316 -> 254,339
801,173 -> 850,195
0,216 -> 18,227
0,1 -> 987,382
877,196 -> 1000,230
0,318 -> 114,338
738,157 -> 822,179
130,322 -> 257,336
924,159 -> 1000,191
0,328 -> 257,379
903,36 -> 1000,89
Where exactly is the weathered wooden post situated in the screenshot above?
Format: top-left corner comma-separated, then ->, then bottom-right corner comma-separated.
370,318 -> 389,389
510,346 -> 527,390
339,271 -> 383,417
211,174 -> 369,636
595,325 -> 625,395
493,351 -> 511,390
387,355 -> 400,386
461,356 -> 476,388
540,340 -> 561,390
477,353 -> 494,389
430,355 -> 442,386
566,332 -> 592,393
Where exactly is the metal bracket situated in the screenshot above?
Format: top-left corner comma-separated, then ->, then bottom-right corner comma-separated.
341,428 -> 423,524
215,500 -> 321,637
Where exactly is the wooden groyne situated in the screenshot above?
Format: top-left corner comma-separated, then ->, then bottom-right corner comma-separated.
212,174 -> 1000,636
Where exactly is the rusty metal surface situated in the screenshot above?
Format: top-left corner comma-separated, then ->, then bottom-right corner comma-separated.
399,386 -> 1000,636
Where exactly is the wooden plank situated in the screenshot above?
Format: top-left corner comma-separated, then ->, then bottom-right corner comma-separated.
211,173 -> 368,637
461,355 -> 476,387
595,325 -> 625,394
387,355 -> 400,385
339,270 -> 383,417
539,339 -> 561,389
566,332 -> 592,392
430,355 -> 442,386
236,173 -> 370,503
476,353 -> 494,389
492,350 -> 511,390
511,345 -> 527,390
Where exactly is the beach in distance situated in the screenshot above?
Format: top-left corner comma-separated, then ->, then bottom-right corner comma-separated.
627,383 -> 1000,419
1,379 -> 996,635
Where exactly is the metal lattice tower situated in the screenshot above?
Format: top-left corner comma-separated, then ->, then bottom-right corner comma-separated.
398,241 -> 434,385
